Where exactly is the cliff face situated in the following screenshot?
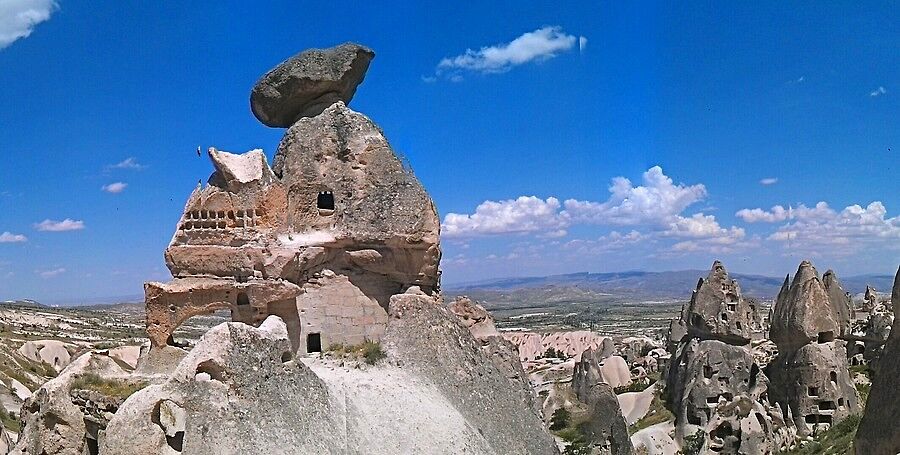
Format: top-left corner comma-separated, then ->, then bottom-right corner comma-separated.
854,266 -> 900,454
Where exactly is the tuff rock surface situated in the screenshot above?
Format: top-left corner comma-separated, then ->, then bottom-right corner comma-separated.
665,261 -> 790,454
855,266 -> 900,454
676,261 -> 762,345
250,43 -> 374,127
571,349 -> 634,455
766,261 -> 859,437
147,44 -> 440,355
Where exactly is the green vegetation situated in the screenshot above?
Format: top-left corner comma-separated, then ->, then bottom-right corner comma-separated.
680,429 -> 705,455
856,383 -> 871,406
549,408 -> 571,431
326,340 -> 386,365
614,380 -> 653,394
542,347 -> 568,360
777,414 -> 861,455
548,407 -> 591,455
71,373 -> 147,399
629,390 -> 674,434
0,410 -> 20,432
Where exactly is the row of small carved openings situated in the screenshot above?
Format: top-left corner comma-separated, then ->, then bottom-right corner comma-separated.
186,209 -> 265,220
181,209 -> 265,231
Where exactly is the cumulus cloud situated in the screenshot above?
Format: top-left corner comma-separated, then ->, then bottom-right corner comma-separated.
563,166 -> 708,226
34,218 -> 85,232
0,0 -> 57,50
442,166 -> 744,253
436,26 -> 581,77
736,202 -> 834,223
107,157 -> 146,170
870,86 -> 887,97
768,201 -> 900,250
101,182 -> 127,194
0,231 -> 27,243
759,177 -> 778,185
442,196 -> 567,238
37,267 -> 65,278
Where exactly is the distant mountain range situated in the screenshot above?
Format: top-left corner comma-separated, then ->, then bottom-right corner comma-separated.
445,270 -> 896,299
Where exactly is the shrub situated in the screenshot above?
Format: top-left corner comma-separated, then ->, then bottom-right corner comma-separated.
549,408 -> 571,431
326,340 -> 386,365
71,373 -> 147,399
681,429 -> 706,455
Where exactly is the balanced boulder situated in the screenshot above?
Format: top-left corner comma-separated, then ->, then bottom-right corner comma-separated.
250,43 -> 374,127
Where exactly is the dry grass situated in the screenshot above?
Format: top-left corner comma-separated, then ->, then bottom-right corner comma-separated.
71,373 -> 147,399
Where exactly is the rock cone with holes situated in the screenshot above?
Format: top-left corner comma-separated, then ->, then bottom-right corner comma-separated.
145,42 -> 440,356
767,261 -> 859,438
664,261 -> 794,454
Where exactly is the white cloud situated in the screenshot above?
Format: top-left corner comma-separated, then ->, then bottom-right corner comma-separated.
37,267 -> 65,278
0,0 -> 57,50
101,182 -> 128,194
34,218 -> 85,232
764,201 -> 900,255
442,196 -> 567,238
0,232 -> 27,243
563,166 -> 707,226
736,202 -> 834,223
436,26 -> 579,76
796,76 -> 805,83
759,177 -> 778,185
108,157 -> 146,170
578,36 -> 588,52
441,166 -> 744,254
870,86 -> 887,97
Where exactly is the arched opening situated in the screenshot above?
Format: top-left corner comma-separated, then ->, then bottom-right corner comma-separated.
237,292 -> 250,306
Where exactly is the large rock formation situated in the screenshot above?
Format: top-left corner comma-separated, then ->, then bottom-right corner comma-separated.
98,296 -> 558,455
855,265 -> 900,454
10,351 -> 136,455
571,348 -> 634,455
145,43 -> 441,355
665,261 -> 790,454
667,339 -> 794,454
767,261 -> 859,437
250,43 -> 374,127
677,261 -> 763,345
822,269 -> 852,335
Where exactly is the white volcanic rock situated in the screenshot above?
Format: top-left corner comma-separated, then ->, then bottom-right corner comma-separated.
504,330 -> 614,362
18,340 -> 72,371
448,296 -> 499,339
101,299 -> 558,455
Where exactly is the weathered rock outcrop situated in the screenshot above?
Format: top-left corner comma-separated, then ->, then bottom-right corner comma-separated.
855,265 -> 900,454
145,43 -> 441,355
100,298 -> 558,455
665,261 -> 790,454
504,331 -> 614,362
448,296 -> 499,339
250,43 -> 374,127
667,339 -> 794,453
676,261 -> 762,345
767,261 -> 859,437
823,269 -> 852,334
572,350 -> 634,455
11,351 -> 135,455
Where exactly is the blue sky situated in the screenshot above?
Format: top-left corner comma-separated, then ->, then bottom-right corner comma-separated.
0,1 -> 897,302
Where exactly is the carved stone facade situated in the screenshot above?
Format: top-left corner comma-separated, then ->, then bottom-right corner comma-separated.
145,44 -> 441,354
